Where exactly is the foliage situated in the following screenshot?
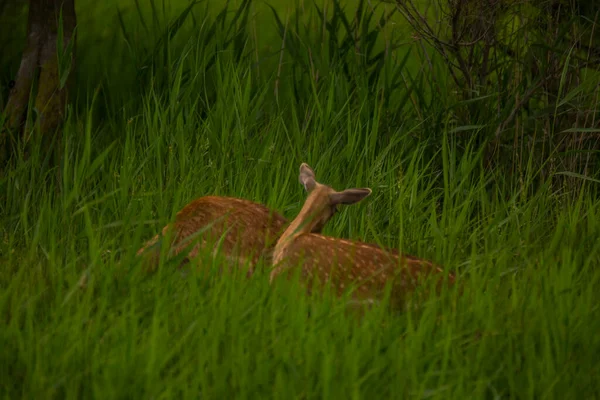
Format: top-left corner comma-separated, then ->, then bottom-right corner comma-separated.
0,0 -> 599,398
393,0 -> 600,183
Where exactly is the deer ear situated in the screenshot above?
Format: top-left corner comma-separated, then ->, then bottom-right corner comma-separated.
330,188 -> 372,205
299,163 -> 317,192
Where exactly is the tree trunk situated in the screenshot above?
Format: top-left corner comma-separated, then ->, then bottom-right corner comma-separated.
1,0 -> 76,166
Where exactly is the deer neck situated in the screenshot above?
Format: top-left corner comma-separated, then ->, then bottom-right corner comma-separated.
274,194 -> 326,259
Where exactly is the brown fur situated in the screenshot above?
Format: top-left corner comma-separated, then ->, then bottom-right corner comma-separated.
137,196 -> 289,275
271,163 -> 456,308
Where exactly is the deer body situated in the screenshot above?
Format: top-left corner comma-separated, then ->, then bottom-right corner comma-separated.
138,196 -> 288,275
271,164 -> 455,306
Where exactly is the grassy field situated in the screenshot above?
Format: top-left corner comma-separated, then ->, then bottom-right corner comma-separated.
1,0 -> 600,398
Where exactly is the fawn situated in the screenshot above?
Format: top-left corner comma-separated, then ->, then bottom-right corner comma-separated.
79,196 -> 291,289
137,196 -> 288,275
270,163 -> 456,307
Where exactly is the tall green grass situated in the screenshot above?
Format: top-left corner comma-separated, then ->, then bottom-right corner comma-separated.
1,0 -> 599,398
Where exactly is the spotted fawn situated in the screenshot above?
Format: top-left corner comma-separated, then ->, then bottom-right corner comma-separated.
270,163 -> 456,307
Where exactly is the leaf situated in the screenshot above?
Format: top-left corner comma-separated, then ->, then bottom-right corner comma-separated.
561,128 -> 600,134
449,125 -> 485,134
555,171 -> 600,184
86,141 -> 117,180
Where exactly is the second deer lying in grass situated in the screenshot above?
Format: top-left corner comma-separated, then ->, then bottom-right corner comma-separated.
137,196 -> 289,275
270,163 -> 456,307
80,196 -> 292,289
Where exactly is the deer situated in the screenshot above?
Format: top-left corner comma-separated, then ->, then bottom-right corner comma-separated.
136,194 -> 340,277
270,163 -> 456,308
78,196 -> 294,290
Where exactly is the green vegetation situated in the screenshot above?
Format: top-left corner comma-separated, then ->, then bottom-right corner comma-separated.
1,0 -> 599,398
